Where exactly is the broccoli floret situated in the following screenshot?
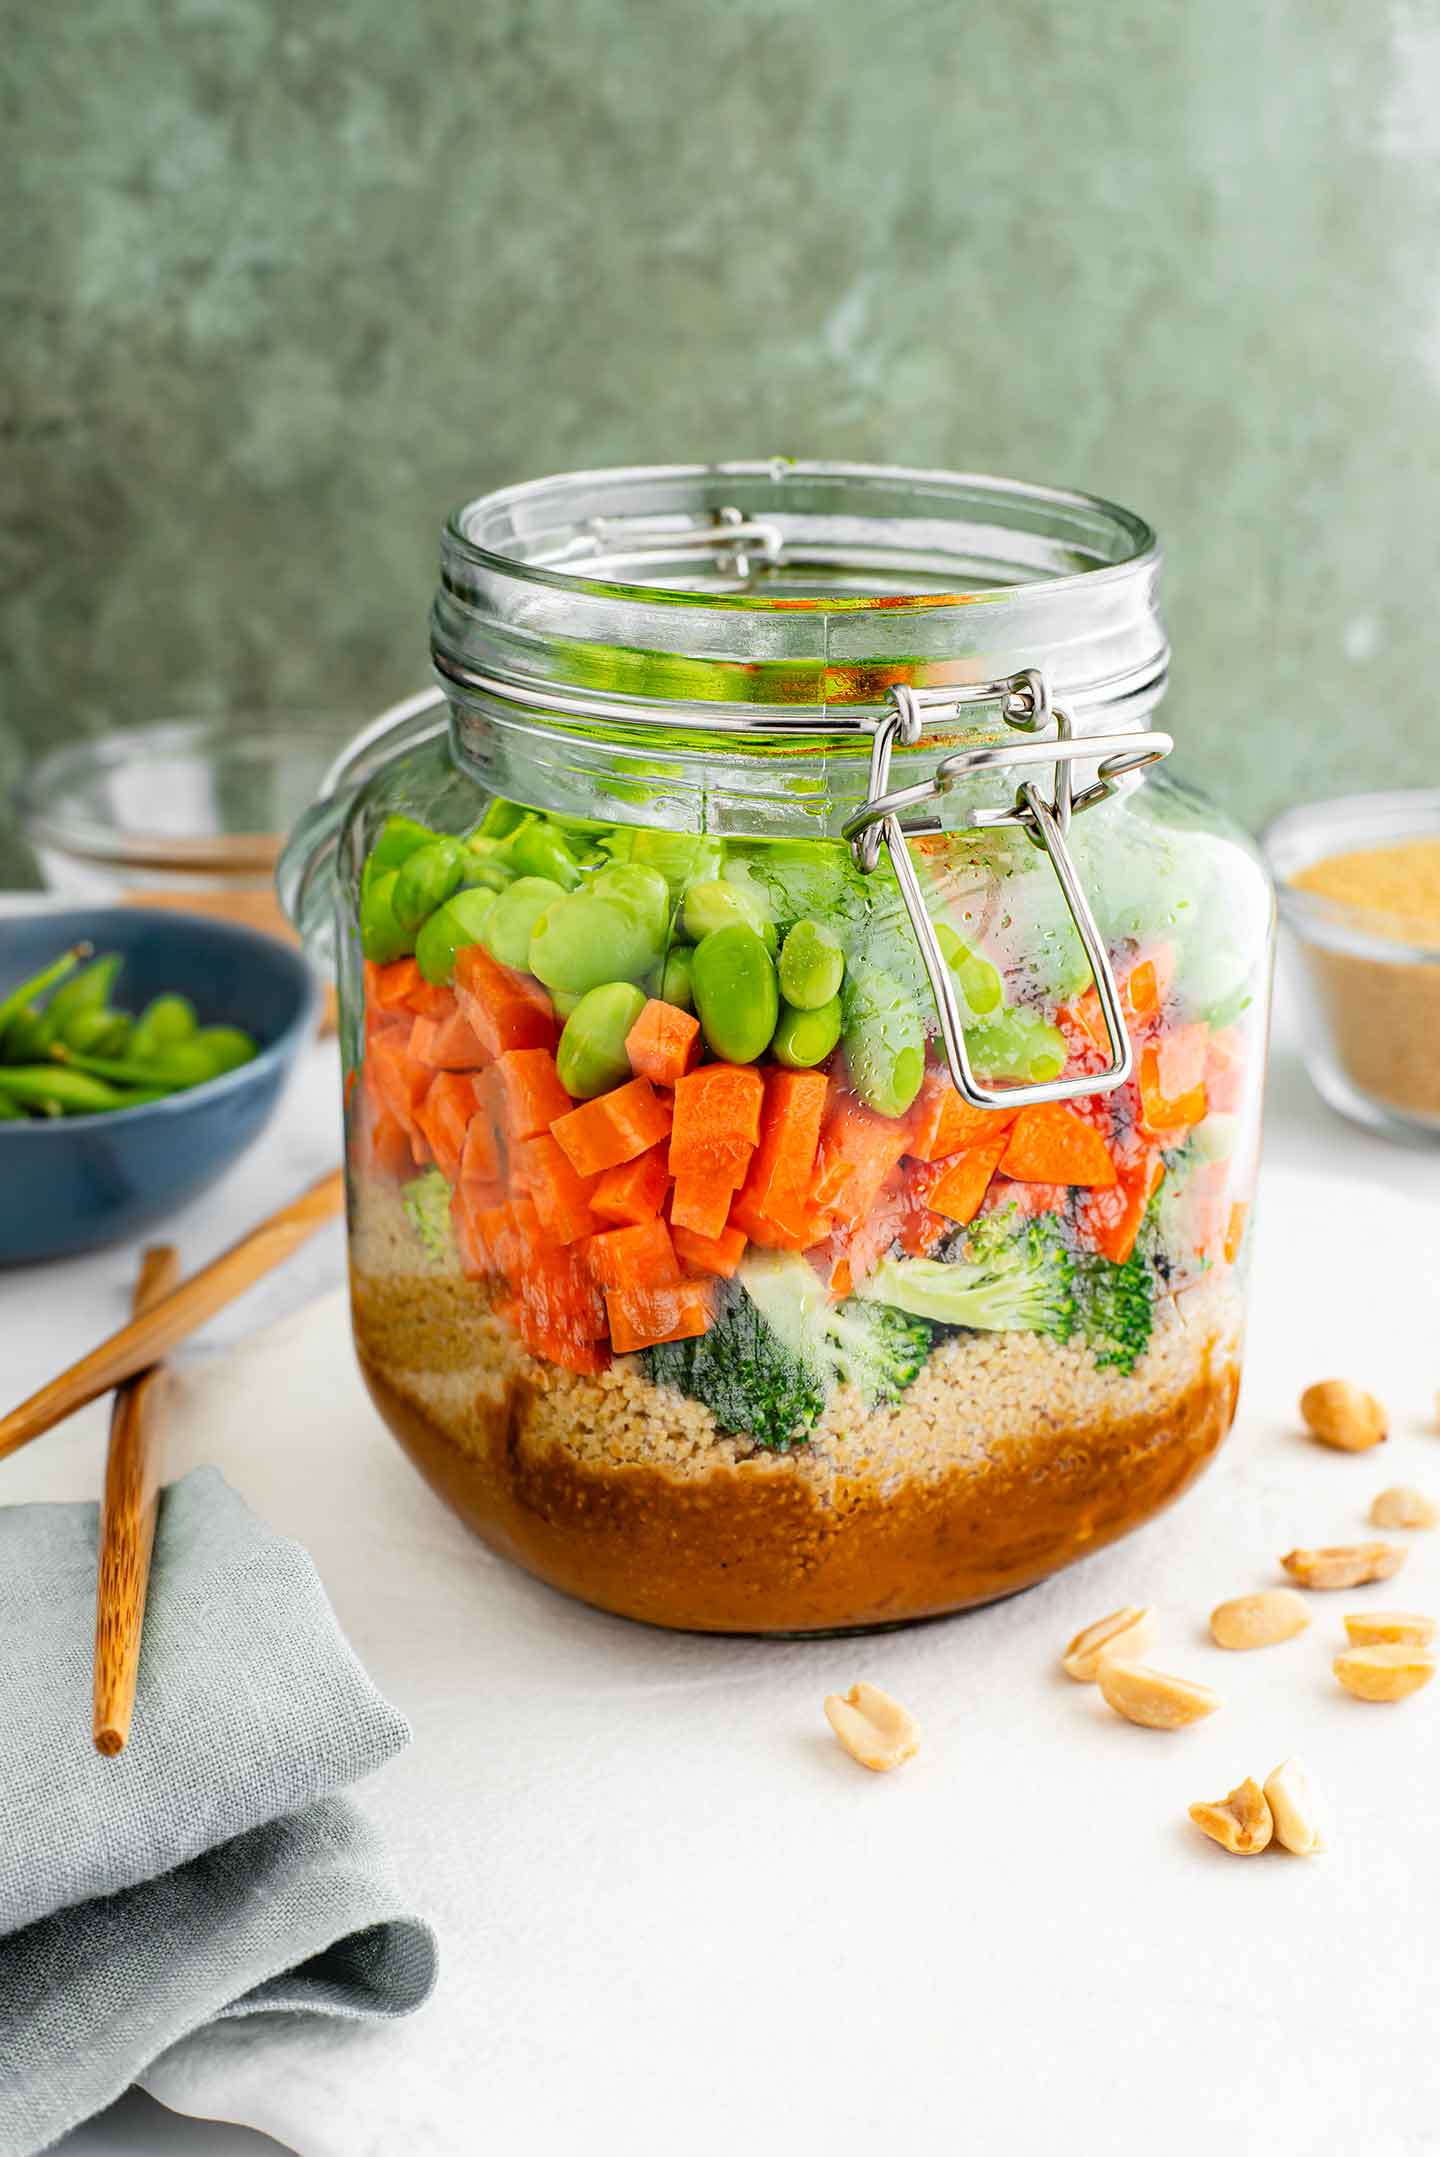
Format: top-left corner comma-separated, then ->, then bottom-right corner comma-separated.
861,1208 -> 1075,1339
643,1285 -> 826,1452
642,1253 -> 935,1452
402,1168 -> 455,1270
1071,1247 -> 1153,1375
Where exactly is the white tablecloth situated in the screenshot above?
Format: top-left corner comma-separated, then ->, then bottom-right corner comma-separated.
6,947 -> 1439,2156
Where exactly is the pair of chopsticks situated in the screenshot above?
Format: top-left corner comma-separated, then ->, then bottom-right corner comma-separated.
0,1167 -> 345,1754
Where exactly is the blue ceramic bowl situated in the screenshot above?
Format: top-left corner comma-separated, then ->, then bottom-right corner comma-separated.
0,907 -> 320,1264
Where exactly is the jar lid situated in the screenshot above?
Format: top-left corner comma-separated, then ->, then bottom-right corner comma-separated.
432,461 -> 1167,724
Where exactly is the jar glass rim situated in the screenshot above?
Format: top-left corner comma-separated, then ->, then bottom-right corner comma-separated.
443,459 -> 1159,613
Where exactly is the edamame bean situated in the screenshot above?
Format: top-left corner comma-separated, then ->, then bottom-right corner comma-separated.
529,888 -> 667,997
508,819 -> 582,891
590,864 -> 671,940
482,876 -> 568,971
393,837 -> 465,931
130,993 -> 200,1063
477,798 -> 529,839
556,981 -> 647,1099
936,923 -> 1003,1016
660,945 -> 694,1012
777,919 -> 845,1010
359,869 -> 416,964
691,924 -> 778,1064
681,878 -> 774,949
772,995 -> 842,1070
364,814 -> 437,890
415,889 -> 496,985
842,963 -> 926,1117
631,831 -> 725,893
965,1009 -> 1067,1084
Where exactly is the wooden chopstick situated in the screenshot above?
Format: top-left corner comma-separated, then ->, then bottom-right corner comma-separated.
0,1167 -> 345,1462
93,1243 -> 181,1756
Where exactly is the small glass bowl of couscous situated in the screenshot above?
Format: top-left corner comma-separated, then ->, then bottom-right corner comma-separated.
1264,789 -> 1440,1144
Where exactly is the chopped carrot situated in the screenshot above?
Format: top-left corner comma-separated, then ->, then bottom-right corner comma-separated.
365,957 -> 454,1020
605,1279 -> 714,1354
671,1172 -> 734,1241
625,999 -> 701,1087
1189,1158 -> 1232,1257
1224,1199 -> 1248,1265
1137,1023 -> 1209,1135
841,1170 -> 909,1285
1000,1103 -> 1118,1188
408,1002 -> 489,1071
736,1067 -> 828,1225
1206,1026 -> 1245,1114
451,1184 -> 504,1279
727,1190 -> 820,1251
1075,1152 -> 1164,1265
913,1125 -> 1013,1226
511,1134 -> 601,1245
905,1070 -> 1016,1163
585,1218 -> 681,1291
368,1028 -> 431,1133
810,1095 -> 912,1232
672,1221 -> 748,1278
487,1047 -> 573,1140
668,1063 -> 765,1183
413,1071 -> 486,1183
366,1105 -> 413,1180
483,1197 -> 545,1279
552,1077 -> 673,1178
459,1107 -> 501,1186
1064,944 -> 1174,1047
897,1171 -> 949,1257
590,1143 -> 670,1226
453,944 -> 560,1058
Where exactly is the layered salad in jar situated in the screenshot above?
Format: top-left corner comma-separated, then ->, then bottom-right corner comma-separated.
348,792 -> 1262,1632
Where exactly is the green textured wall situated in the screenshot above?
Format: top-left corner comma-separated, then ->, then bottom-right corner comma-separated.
5,0 -> 1438,880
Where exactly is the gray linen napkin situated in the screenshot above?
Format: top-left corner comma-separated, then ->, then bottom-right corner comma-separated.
0,1467 -> 436,2157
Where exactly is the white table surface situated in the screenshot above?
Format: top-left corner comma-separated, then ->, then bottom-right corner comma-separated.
3,923 -> 1437,2154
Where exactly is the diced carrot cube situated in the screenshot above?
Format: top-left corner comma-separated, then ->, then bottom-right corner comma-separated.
999,1103 -> 1118,1188
905,1070 -> 1015,1163
736,1067 -> 828,1226
459,1107 -> 501,1186
453,944 -> 560,1057
625,998 -> 701,1087
488,1047 -> 572,1140
584,1218 -> 681,1291
368,1028 -> 431,1133
605,1279 -> 715,1354
1075,1152 -> 1164,1265
1206,1026 -> 1245,1114
408,1002 -> 489,1071
511,1134 -> 601,1245
668,1063 -> 764,1182
551,1078 -> 673,1178
916,1125 -> 1014,1226
590,1143 -> 670,1226
672,1222 -> 748,1278
671,1172 -> 734,1241
413,1071 -> 486,1183
811,1095 -> 912,1232
1137,1023 -> 1209,1136
366,1105 -> 413,1180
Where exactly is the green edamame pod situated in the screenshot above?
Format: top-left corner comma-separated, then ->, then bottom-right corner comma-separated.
129,993 -> 200,1064
935,923 -> 1004,1016
842,963 -> 926,1118
691,924 -> 779,1065
415,889 -> 496,985
42,953 -> 122,1042
0,1064 -> 168,1114
192,1025 -> 259,1074
2,1007 -> 48,1062
660,945 -> 694,1012
777,920 -> 845,1010
63,1006 -> 129,1056
483,876 -> 567,971
359,869 -> 417,964
681,878 -> 774,949
0,1090 -> 23,1119
965,1009 -> 1067,1084
556,981 -> 647,1099
55,1041 -> 215,1088
364,814 -> 438,891
0,944 -> 88,1043
508,820 -> 582,891
772,995 -> 842,1070
392,837 -> 465,931
529,890 -> 667,997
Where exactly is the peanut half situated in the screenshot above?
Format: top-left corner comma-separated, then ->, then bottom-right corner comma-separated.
1370,1485 -> 1439,1531
1097,1659 -> 1221,1730
1263,1759 -> 1325,1854
1333,1643 -> 1436,1702
1210,1589 -> 1311,1651
1189,1777 -> 1273,1856
1281,1542 -> 1406,1590
1299,1379 -> 1388,1452
1343,1611 -> 1436,1647
823,1682 -> 920,1771
1061,1604 -> 1155,1681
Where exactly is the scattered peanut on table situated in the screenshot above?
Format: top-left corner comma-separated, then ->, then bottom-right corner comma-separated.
1343,1611 -> 1435,1646
1281,1541 -> 1406,1590
1188,1777 -> 1274,1855
1263,1759 -> 1325,1854
1333,1643 -> 1437,1702
1061,1604 -> 1155,1680
1096,1660 -> 1221,1730
1370,1485 -> 1439,1530
1299,1379 -> 1388,1452
1209,1589 -> 1311,1651
823,1682 -> 920,1772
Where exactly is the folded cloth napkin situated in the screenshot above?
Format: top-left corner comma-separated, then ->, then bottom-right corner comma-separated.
0,1466 -> 436,2157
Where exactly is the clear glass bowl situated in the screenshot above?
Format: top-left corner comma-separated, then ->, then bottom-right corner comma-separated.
1263,789 -> 1440,1144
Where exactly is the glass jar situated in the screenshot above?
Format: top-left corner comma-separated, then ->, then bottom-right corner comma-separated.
281,462 -> 1273,1634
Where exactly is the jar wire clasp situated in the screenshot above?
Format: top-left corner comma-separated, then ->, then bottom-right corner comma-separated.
841,671 -> 1173,1110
